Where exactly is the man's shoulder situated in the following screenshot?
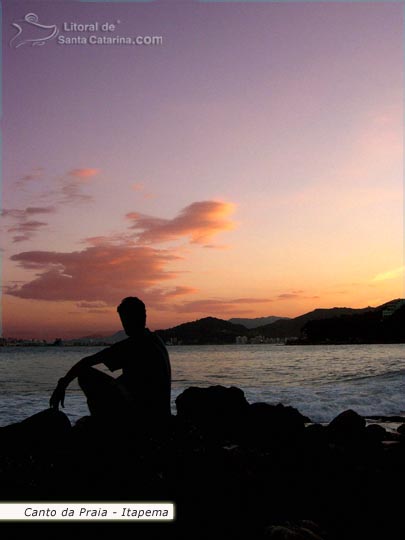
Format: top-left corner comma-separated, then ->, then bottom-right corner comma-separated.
110,337 -> 132,349
114,330 -> 164,347
145,328 -> 166,345
111,330 -> 168,356
145,329 -> 169,355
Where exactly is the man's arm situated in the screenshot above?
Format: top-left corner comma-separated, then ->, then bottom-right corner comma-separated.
49,351 -> 108,409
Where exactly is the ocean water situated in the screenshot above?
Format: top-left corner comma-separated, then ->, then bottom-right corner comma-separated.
0,343 -> 404,426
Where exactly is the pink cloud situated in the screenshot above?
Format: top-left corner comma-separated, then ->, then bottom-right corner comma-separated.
131,182 -> 145,192
5,199 -> 238,312
68,168 -> 100,179
8,244 -> 185,305
130,182 -> 155,199
164,286 -> 198,297
127,201 -> 236,245
82,233 -> 137,247
140,286 -> 199,307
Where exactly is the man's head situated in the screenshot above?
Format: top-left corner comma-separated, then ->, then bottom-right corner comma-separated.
117,297 -> 146,336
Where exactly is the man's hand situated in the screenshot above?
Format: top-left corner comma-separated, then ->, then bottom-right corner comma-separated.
49,378 -> 67,409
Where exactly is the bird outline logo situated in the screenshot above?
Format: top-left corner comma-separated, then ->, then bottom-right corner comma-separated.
10,13 -> 59,48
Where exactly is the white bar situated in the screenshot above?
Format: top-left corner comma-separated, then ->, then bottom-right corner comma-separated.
0,503 -> 175,521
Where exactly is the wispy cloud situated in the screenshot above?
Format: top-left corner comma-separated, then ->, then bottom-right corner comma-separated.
276,291 -> 319,300
131,182 -> 145,192
3,206 -> 55,219
15,167 -> 44,189
174,297 -> 272,314
127,201 -> 236,245
203,244 -> 229,250
3,206 -> 55,243
131,182 -> 156,199
76,301 -> 109,309
10,167 -> 100,222
372,266 -> 404,283
18,168 -> 101,206
59,169 -> 100,204
8,221 -> 48,243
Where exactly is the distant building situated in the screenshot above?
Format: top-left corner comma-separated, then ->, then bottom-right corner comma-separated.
166,337 -> 182,345
235,335 -> 248,344
250,335 -> 265,344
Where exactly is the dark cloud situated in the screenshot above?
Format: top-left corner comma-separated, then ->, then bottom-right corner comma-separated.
6,216 -> 49,243
3,207 -> 55,243
3,206 -> 55,219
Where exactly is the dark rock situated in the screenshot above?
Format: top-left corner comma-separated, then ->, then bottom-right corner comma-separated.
240,402 -> 310,449
264,523 -> 325,539
367,415 -> 405,423
0,409 -> 71,452
366,424 -> 388,442
327,409 -> 366,441
1,390 -> 405,540
304,423 -> 328,446
175,385 -> 249,443
397,423 -> 405,436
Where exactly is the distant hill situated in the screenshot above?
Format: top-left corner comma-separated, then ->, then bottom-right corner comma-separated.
155,306 -> 380,344
103,330 -> 126,343
71,299 -> 404,345
64,330 -> 124,345
252,306 -> 376,339
156,317 -> 248,345
228,316 -> 289,329
302,299 -> 405,344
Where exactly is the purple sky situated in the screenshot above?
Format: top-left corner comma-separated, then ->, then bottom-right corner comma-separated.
2,1 -> 403,338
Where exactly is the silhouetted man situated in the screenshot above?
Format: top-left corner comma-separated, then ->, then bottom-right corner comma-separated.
50,297 -> 171,431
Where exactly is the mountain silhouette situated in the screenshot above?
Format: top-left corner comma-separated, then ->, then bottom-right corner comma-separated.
228,316 -> 289,329
253,306 -> 376,339
70,299 -> 404,345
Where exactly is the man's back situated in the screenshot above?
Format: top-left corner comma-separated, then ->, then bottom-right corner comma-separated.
102,329 -> 171,422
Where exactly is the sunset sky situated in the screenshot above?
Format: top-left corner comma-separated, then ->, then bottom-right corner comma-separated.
2,0 -> 404,339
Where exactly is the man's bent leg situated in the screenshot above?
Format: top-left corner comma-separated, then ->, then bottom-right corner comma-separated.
78,367 -> 131,420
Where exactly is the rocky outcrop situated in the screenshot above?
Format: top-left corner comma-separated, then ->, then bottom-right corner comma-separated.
0,386 -> 404,540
